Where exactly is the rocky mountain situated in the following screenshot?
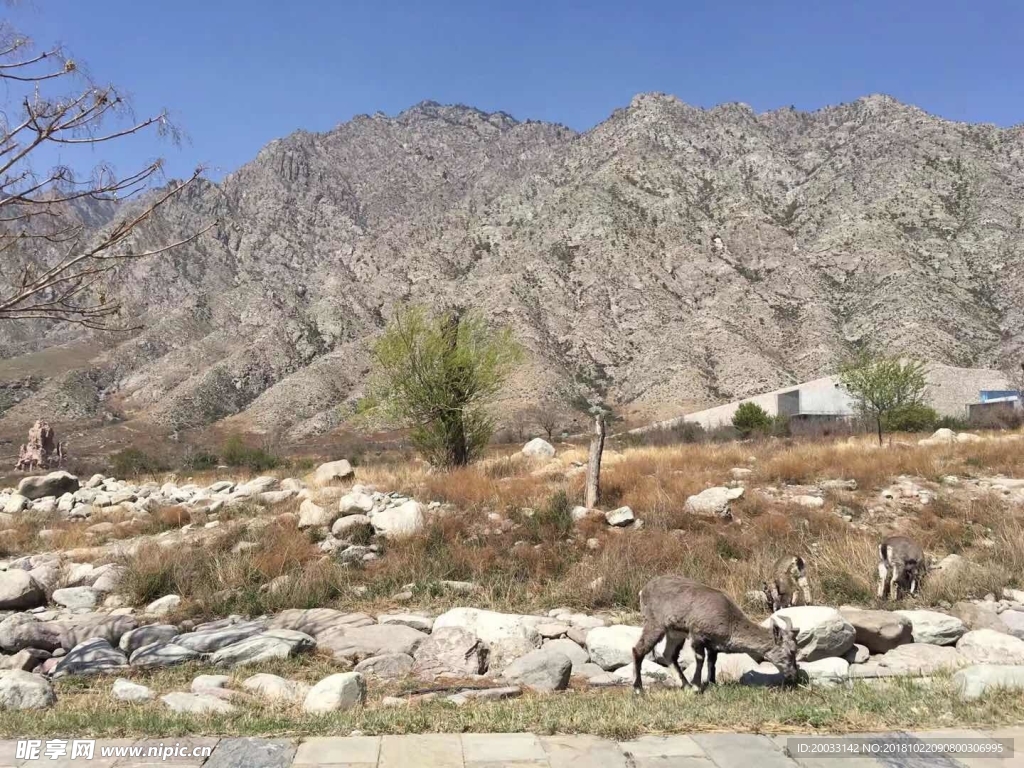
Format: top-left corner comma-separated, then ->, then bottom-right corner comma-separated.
2,94 -> 1024,440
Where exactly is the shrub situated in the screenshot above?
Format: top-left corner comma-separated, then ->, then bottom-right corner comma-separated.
180,446 -> 219,471
936,415 -> 970,431
220,436 -> 279,472
530,489 -> 575,541
732,402 -> 773,436
884,403 -> 939,433
109,448 -> 167,478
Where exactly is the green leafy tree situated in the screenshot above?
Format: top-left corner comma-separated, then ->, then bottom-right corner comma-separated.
839,354 -> 928,445
364,306 -> 523,469
732,402 -> 773,436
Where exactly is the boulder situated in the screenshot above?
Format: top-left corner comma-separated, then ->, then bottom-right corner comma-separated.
371,500 -> 425,538
267,608 -> 374,637
172,621 -> 267,653
339,491 -> 374,516
953,602 -> 1011,634
799,657 -> 850,682
90,566 -> 124,593
954,664 -> 1024,700
353,653 -> 415,679
145,594 -> 182,616
52,637 -> 129,678
161,692 -> 236,714
839,607 -> 913,654
318,624 -> 427,662
112,678 -> 155,703
17,471 -> 79,500
502,648 -> 572,692
586,625 -> 642,670
764,607 -> 855,661
129,642 -> 200,669
432,607 -> 541,668
894,610 -> 967,646
241,673 -> 310,703
604,506 -> 635,527
313,460 -> 355,485
51,587 -> 101,611
378,613 -> 434,633
0,648 -> 49,672
0,571 -> 45,610
1001,610 -> 1024,640
956,629 -> 1024,665
412,627 -> 488,678
58,614 -> 137,650
0,615 -> 62,653
3,494 -> 28,514
210,630 -> 315,667
332,515 -> 374,540
542,638 -> 589,672
236,476 -> 279,495
297,499 -> 332,529
851,643 -> 966,677
302,672 -> 365,713
522,438 -> 556,459
0,669 -> 56,709
119,625 -> 180,655
683,486 -> 743,517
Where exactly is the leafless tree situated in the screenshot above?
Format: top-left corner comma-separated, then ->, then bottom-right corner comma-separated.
0,21 -> 211,329
533,406 -> 561,441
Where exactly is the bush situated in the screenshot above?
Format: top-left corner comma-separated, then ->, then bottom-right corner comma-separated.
220,436 -> 279,472
180,446 -> 219,472
732,402 -> 772,436
883,403 -> 939,433
936,415 -> 970,431
109,448 -> 167,478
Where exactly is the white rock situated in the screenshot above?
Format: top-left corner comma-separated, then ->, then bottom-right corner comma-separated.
3,494 -> 28,514
339,491 -> 374,516
604,506 -> 635,526
956,629 -> 1024,665
241,673 -> 310,703
52,587 -> 101,611
433,607 -> 543,669
313,460 -> 355,486
191,674 -> 231,692
585,625 -> 664,670
954,664 -> 1024,700
895,610 -> 967,646
521,438 -> 556,459
161,691 -> 236,714
146,594 -> 182,616
371,500 -> 425,538
298,499 -> 332,529
502,648 -> 572,691
112,678 -> 154,702
302,672 -> 365,713
0,669 -> 56,709
764,606 -> 855,661
800,657 -> 850,681
683,486 -> 743,517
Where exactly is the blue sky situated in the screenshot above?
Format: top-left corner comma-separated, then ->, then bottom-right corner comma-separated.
12,0 -> 1023,182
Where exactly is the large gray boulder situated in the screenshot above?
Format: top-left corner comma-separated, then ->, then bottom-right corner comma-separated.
119,625 -> 180,655
502,648 -> 572,692
302,672 -> 365,713
210,630 -> 315,667
0,670 -> 56,709
895,610 -> 967,646
371,500 -> 425,538
313,460 -> 354,485
586,625 -> 642,671
353,653 -> 415,679
433,607 -> 541,669
850,643 -> 966,677
542,638 -> 589,672
764,606 -> 855,661
522,438 -> 555,459
954,664 -> 1024,700
18,471 -> 79,500
0,614 -> 62,653
683,486 -> 743,517
0,571 -> 45,610
318,624 -> 427,663
52,637 -> 129,678
412,627 -> 488,678
956,629 -> 1024,665
241,673 -> 310,703
839,607 -> 913,654
129,642 -> 201,669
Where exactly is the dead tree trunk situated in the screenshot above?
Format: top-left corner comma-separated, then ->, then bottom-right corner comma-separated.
585,410 -> 606,509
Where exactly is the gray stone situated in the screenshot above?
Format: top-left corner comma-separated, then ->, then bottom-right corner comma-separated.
354,653 -> 415,679
161,691 -> 236,714
173,621 -> 267,653
17,471 -> 79,500
371,500 -> 425,538
586,625 -> 642,670
211,630 -> 315,667
956,629 -> 1024,665
52,637 -> 129,678
522,438 -> 556,459
503,648 -> 572,691
205,738 -> 295,768
112,678 -> 155,702
684,486 -> 743,517
298,499 -> 333,529
0,669 -> 56,709
339,491 -> 374,516
3,493 -> 28,513
604,506 -> 635,526
543,638 -> 589,671
236,476 -> 279,495
240,673 -> 310,703
764,606 -> 855,661
331,514 -> 373,538
954,664 -> 1024,700
378,613 -> 434,633
0,614 -> 62,653
303,672 -> 366,713
119,624 -> 180,655
844,643 -> 870,664
59,614 -> 137,650
895,610 -> 967,646
413,627 -> 489,678
145,594 -> 182,616
52,587 -> 101,611
313,460 -> 355,485
90,565 -> 124,593
192,674 -> 231,692
267,608 -> 373,636
840,606 -> 913,654
0,571 -> 44,610
1001,610 -> 1024,640
129,642 -> 200,669
258,490 -> 296,506
851,643 -> 966,677
319,623 -> 427,662
432,607 -> 542,669
0,648 -> 49,672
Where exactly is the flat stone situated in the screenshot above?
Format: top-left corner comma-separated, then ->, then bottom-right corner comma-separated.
205,738 -> 295,768
379,734 -> 464,768
954,664 -> 1024,700
318,623 -> 427,662
693,734 -> 793,768
895,610 -> 967,646
540,734 -> 629,768
173,621 -> 267,653
51,587 -> 101,611
537,621 -> 570,638
412,626 -> 489,678
293,737 -> 380,766
354,653 -> 415,679
210,630 -> 316,667
268,608 -> 374,636
378,613 -> 434,632
502,648 -> 572,691
462,733 -> 546,763
112,678 -> 155,702
161,691 -> 236,714
52,637 -> 128,678
241,673 -> 310,703
129,641 -> 200,669
619,735 -> 705,759
302,672 -> 366,713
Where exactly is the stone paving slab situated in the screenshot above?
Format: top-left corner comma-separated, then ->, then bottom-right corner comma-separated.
693,733 -> 794,768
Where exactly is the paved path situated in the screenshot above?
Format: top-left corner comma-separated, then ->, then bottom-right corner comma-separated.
0,729 -> 1021,767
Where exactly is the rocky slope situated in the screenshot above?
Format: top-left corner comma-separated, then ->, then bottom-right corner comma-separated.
2,95 -> 1024,439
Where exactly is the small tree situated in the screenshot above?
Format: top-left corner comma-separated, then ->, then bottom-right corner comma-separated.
839,354 -> 928,445
732,402 -> 772,436
365,306 -> 523,469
